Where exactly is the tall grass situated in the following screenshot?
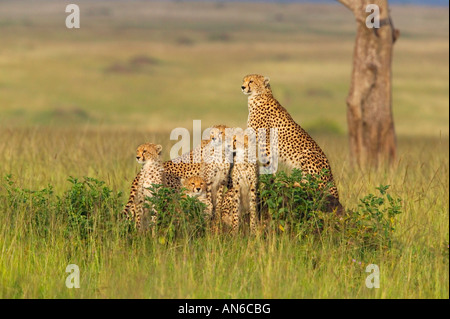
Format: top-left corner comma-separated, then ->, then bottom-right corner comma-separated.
0,128 -> 447,298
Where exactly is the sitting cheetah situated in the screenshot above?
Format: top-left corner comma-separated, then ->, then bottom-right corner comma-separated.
181,176 -> 213,220
216,133 -> 259,235
123,143 -> 164,230
200,125 -> 234,213
163,125 -> 229,190
241,74 -> 344,215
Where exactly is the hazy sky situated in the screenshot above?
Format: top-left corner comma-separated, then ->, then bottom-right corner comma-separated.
179,0 -> 449,6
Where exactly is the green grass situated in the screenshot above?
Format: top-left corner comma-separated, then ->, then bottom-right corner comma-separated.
0,128 -> 447,298
0,1 -> 448,298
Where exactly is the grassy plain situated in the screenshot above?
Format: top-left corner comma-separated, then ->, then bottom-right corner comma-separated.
0,1 -> 448,298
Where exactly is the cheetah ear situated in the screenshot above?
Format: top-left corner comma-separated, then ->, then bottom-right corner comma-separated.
156,144 -> 163,155
264,76 -> 270,88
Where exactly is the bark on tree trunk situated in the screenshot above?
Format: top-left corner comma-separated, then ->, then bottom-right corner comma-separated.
337,0 -> 399,168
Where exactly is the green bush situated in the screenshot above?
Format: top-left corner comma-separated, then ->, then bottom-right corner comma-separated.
60,176 -> 124,240
344,185 -> 402,250
144,184 -> 208,243
3,174 -> 55,237
259,168 -> 335,235
258,169 -> 403,251
1,173 -> 402,251
2,175 -> 125,240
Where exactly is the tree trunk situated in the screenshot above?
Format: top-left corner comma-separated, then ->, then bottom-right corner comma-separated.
338,0 -> 399,168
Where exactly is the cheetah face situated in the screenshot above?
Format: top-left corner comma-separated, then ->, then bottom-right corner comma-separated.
208,125 -> 228,148
241,74 -> 271,96
204,125 -> 234,162
209,125 -> 227,143
182,176 -> 206,196
135,143 -> 162,164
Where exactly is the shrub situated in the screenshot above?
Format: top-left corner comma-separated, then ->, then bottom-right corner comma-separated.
1,175 -> 125,240
259,168 -> 335,235
1,173 -> 402,251
259,169 -> 403,251
59,176 -> 124,240
2,174 -> 55,237
144,184 -> 208,243
343,185 -> 402,250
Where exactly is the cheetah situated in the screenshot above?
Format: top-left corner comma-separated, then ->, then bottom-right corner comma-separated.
163,125 -> 229,191
241,74 -> 344,215
200,125 -> 234,213
123,143 -> 164,230
216,133 -> 259,235
181,176 -> 213,220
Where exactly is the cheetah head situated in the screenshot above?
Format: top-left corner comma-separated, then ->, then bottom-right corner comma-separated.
210,124 -> 227,140
181,176 -> 206,197
135,143 -> 162,164
203,124 -> 234,162
241,74 -> 271,96
208,124 -> 229,147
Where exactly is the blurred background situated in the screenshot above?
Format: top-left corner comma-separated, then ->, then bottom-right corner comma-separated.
0,0 -> 448,136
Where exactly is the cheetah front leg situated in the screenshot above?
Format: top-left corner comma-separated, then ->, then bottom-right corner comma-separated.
205,177 -> 220,232
134,195 -> 144,231
205,177 -> 216,210
215,181 -> 227,211
248,182 -> 258,235
257,128 -> 271,167
206,168 -> 225,212
257,127 -> 279,175
231,186 -> 241,235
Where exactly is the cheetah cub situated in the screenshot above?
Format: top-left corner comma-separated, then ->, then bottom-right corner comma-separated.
181,176 -> 213,220
200,125 -> 233,213
123,143 -> 164,231
216,133 -> 259,235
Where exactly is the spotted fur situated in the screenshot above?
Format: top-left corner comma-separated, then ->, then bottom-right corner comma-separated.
216,134 -> 259,234
123,143 -> 164,230
200,125 -> 233,213
242,74 -> 344,215
181,176 -> 213,219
